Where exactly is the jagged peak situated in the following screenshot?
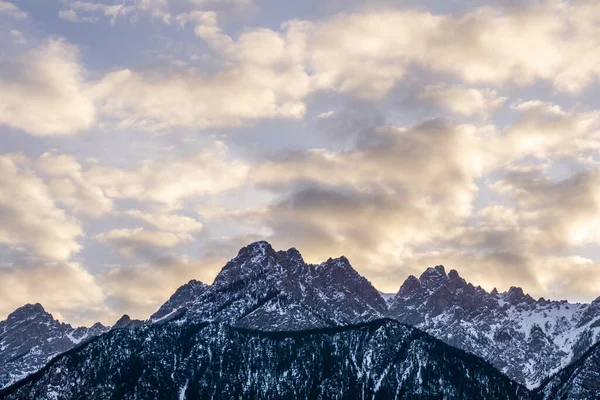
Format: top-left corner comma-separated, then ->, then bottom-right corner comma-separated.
114,314 -> 132,325
317,256 -> 355,274
8,303 -> 48,320
236,240 -> 275,258
448,269 -> 461,280
183,279 -> 207,289
503,286 -> 535,305
280,247 -> 304,263
90,322 -> 107,330
397,275 -> 422,297
420,265 -> 447,279
419,265 -> 448,289
112,314 -> 143,330
212,241 -> 280,286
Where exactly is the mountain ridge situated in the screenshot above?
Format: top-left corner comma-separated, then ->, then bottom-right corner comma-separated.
1,240 -> 599,397
0,318 -> 533,400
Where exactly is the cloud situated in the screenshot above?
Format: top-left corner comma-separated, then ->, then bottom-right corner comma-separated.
298,1 -> 600,97
8,29 -> 26,44
417,86 -> 506,117
505,100 -> 600,158
0,260 -> 106,326
95,228 -> 189,258
0,1 -> 26,19
0,155 -> 83,261
59,0 -> 255,26
491,168 -> 600,248
59,0 -> 163,24
35,153 -> 113,218
93,13 -> 311,132
0,38 -> 96,136
95,210 -> 204,258
58,9 -> 100,23
98,256 -> 223,320
237,120 -> 490,274
24,1 -> 600,136
85,141 -> 249,208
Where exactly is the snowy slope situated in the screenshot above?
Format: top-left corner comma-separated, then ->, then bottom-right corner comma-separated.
0,304 -> 108,388
536,340 -> 600,400
388,265 -> 600,388
151,241 -> 387,330
3,241 -> 600,396
1,319 -> 534,400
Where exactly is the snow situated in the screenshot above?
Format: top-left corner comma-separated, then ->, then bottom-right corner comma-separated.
179,380 -> 189,400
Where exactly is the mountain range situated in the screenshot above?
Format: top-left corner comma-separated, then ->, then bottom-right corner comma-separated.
0,241 -> 599,399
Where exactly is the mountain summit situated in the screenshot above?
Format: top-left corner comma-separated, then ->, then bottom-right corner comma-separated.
1,241 -> 600,398
0,304 -> 108,388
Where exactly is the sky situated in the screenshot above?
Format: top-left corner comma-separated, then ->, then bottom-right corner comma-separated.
1,0 -> 600,326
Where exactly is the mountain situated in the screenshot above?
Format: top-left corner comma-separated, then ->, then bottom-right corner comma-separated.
0,303 -> 108,389
0,319 -> 534,400
536,340 -> 600,400
388,265 -> 600,388
111,314 -> 144,330
150,241 -> 387,330
2,241 -> 600,397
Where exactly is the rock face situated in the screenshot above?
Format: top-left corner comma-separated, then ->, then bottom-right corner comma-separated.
152,241 -> 388,330
2,241 -> 600,397
388,265 -> 600,388
111,315 -> 143,330
536,340 -> 600,400
0,303 -> 108,388
1,319 -> 533,400
149,279 -> 208,322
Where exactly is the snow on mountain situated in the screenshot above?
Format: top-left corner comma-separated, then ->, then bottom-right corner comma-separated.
536,339 -> 600,400
2,241 -> 600,397
0,319 -> 534,400
0,303 -> 108,389
152,241 -> 387,330
388,265 -> 600,388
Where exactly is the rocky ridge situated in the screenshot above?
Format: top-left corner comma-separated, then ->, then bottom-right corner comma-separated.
1,241 -> 600,397
0,303 -> 108,388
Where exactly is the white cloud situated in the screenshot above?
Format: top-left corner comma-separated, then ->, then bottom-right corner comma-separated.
505,100 -> 600,158
98,256 -> 223,320
85,142 -> 249,208
8,29 -> 26,44
0,155 -> 82,261
125,210 -> 203,235
0,38 -> 96,136
417,86 -> 506,117
95,228 -> 188,257
59,0 -> 161,24
0,1 -> 26,19
0,261 -> 106,326
35,153 -> 113,218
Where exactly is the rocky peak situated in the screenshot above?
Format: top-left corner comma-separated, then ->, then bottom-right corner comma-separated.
419,265 -> 448,289
237,240 -> 275,259
318,256 -> 353,273
278,247 -> 304,264
397,275 -> 422,297
90,322 -> 106,330
112,314 -> 132,328
7,303 -> 49,321
111,314 -> 142,330
150,279 -> 209,322
504,286 -> 535,305
212,241 -> 279,286
447,269 -> 460,280
0,303 -> 108,389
